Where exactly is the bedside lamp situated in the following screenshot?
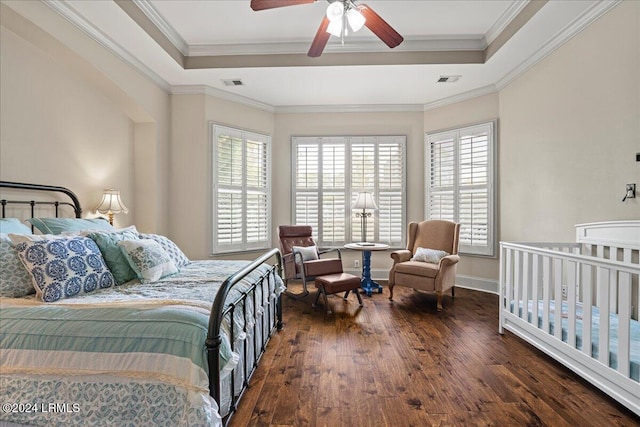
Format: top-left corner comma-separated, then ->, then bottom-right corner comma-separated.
95,189 -> 128,225
353,192 -> 377,243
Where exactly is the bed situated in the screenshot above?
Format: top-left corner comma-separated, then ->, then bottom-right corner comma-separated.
499,220 -> 640,417
0,181 -> 284,426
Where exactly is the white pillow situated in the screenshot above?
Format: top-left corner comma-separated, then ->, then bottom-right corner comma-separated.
292,245 -> 319,271
411,247 -> 449,264
118,239 -> 178,282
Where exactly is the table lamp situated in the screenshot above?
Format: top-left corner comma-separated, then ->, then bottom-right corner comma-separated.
353,191 -> 377,243
95,189 -> 128,225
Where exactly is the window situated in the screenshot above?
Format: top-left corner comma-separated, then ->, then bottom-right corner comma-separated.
426,121 -> 496,256
212,124 -> 271,253
292,136 -> 406,247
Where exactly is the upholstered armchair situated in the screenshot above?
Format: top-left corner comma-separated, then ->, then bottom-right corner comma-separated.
277,225 -> 343,298
388,220 -> 460,311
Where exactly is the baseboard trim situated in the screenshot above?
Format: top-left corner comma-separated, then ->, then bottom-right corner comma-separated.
343,269 -> 498,295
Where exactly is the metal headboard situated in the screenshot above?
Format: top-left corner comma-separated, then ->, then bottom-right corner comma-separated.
0,181 -> 83,219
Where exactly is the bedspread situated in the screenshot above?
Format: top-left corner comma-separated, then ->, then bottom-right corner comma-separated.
0,260 -> 284,427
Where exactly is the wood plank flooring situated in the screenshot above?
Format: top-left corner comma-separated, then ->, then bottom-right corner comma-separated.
229,285 -> 639,427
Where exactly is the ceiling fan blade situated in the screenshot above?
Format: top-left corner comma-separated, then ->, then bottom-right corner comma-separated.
307,16 -> 331,57
250,0 -> 315,11
359,4 -> 404,49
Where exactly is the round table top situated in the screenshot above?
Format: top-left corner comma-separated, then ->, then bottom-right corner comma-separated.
344,242 -> 390,251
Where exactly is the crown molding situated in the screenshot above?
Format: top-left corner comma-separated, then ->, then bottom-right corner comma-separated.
495,0 -> 622,91
171,85 -> 275,113
274,104 -> 425,114
485,0 -> 530,46
422,85 -> 498,112
131,0 -> 188,56
43,0 -> 170,92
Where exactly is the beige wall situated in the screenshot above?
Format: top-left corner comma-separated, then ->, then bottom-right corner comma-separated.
0,1 -> 171,233
499,0 -> 639,243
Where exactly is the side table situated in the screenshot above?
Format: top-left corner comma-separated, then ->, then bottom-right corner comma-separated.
344,243 -> 389,296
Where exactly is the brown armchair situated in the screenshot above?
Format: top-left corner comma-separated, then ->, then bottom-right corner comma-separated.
277,225 -> 343,298
388,220 -> 460,311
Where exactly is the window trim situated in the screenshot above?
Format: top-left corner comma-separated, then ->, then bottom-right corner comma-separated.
425,120 -> 497,257
291,135 -> 407,249
211,123 -> 272,255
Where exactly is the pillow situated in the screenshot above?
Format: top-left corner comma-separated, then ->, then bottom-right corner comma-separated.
292,245 -> 319,271
411,247 -> 449,264
0,218 -> 32,235
13,235 -> 115,302
138,233 -> 190,267
86,226 -> 140,285
118,239 -> 178,282
0,234 -> 35,297
27,217 -> 114,235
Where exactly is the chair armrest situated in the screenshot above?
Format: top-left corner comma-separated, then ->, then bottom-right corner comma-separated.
390,250 -> 412,263
319,247 -> 341,259
304,258 -> 343,277
439,254 -> 460,267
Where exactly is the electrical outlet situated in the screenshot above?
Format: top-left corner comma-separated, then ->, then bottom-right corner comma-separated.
354,259 -> 360,268
561,284 -> 567,298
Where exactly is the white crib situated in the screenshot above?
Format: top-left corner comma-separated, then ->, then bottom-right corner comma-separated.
499,221 -> 640,416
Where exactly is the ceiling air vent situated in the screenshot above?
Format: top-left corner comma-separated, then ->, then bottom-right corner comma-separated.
222,79 -> 244,86
437,75 -> 461,83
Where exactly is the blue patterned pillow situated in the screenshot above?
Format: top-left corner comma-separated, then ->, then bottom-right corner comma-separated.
138,233 -> 189,267
14,236 -> 115,302
118,239 -> 178,282
0,234 -> 35,297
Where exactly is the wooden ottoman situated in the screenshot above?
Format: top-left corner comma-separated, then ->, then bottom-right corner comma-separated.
313,273 -> 363,314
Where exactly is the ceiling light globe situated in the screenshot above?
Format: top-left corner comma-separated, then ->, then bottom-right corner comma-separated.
326,1 -> 345,22
346,8 -> 365,32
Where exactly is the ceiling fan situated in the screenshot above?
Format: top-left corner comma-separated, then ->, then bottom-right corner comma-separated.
250,0 -> 404,57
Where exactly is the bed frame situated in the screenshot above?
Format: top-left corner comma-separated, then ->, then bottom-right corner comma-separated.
499,220 -> 640,417
0,180 -> 284,425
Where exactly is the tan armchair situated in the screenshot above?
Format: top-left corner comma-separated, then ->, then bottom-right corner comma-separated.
388,220 -> 460,311
277,225 -> 343,298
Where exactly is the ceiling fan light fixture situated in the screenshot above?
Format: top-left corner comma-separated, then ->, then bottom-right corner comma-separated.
346,7 -> 365,32
326,18 -> 343,37
326,1 -> 345,22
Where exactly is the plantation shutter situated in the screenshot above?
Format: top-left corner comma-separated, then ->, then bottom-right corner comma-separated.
213,125 -> 271,253
426,122 -> 495,256
293,136 -> 406,248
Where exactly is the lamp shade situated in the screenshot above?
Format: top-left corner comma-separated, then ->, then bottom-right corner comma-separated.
94,189 -> 128,215
352,192 -> 378,210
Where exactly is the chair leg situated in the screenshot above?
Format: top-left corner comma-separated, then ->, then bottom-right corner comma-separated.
321,288 -> 331,314
355,288 -> 363,307
452,286 -> 455,298
343,290 -> 350,300
388,284 -> 395,301
436,291 -> 443,311
312,289 -> 322,308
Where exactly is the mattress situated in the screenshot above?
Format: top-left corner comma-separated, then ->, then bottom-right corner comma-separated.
514,300 -> 640,381
0,260 -> 284,427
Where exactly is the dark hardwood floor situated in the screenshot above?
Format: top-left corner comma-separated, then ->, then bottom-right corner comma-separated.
229,285 -> 639,427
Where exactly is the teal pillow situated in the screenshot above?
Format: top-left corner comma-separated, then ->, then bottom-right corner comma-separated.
28,218 -> 114,235
0,218 -> 32,235
87,227 -> 139,285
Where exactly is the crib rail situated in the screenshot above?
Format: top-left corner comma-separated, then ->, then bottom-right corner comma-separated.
499,239 -> 640,415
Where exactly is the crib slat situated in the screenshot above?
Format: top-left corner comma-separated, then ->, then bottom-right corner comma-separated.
567,260 -> 577,348
531,254 -> 540,328
554,258 -> 563,340
617,271 -> 631,377
505,248 -> 513,314
514,250 -> 521,318
542,256 -> 551,334
609,247 -> 618,313
581,263 -> 593,357
597,266 -> 610,366
523,252 -> 530,323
